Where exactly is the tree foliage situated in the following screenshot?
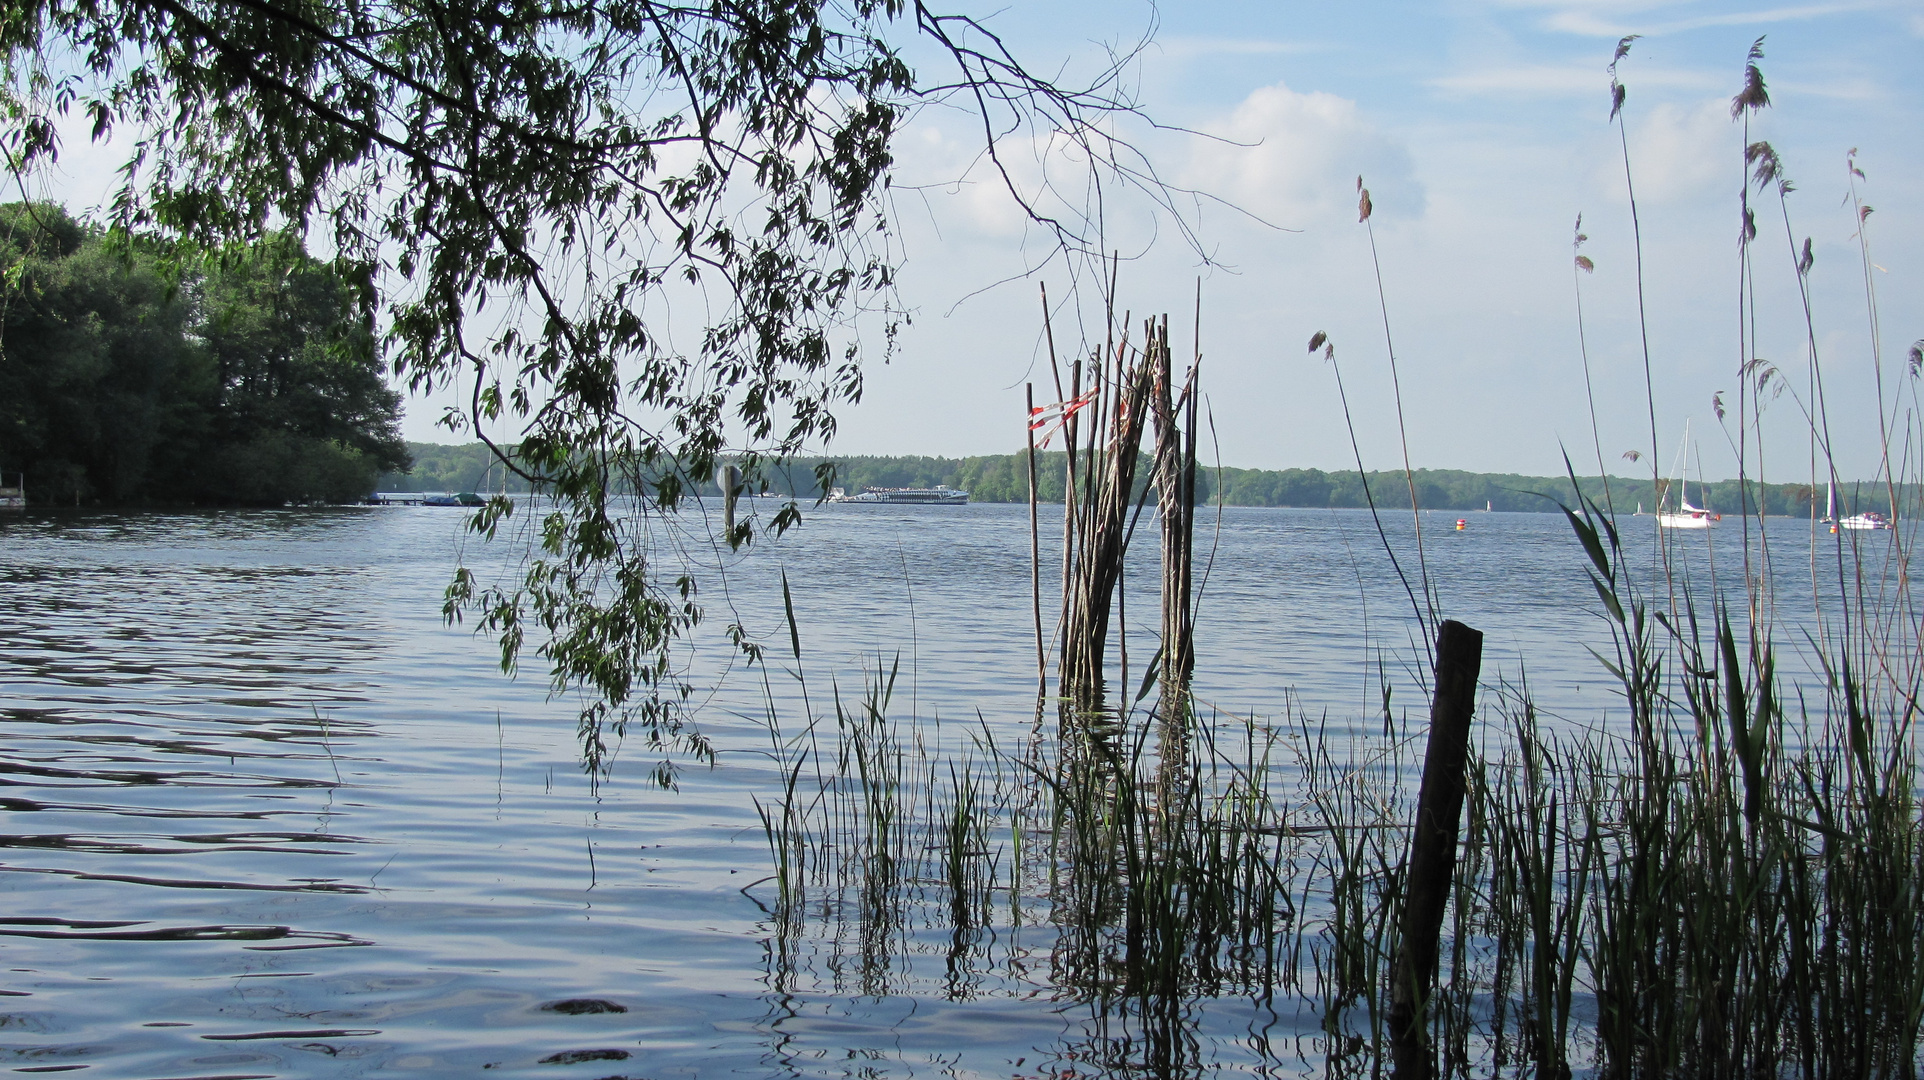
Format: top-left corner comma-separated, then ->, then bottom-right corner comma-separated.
0,202 -> 405,503
1,0 -> 1157,775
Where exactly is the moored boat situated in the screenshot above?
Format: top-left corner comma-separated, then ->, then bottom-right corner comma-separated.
1654,425 -> 1717,529
1822,484 -> 1892,531
1836,511 -> 1892,531
828,485 -> 969,506
1655,500 -> 1715,529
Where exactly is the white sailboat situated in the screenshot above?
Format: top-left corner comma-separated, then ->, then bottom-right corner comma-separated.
1826,482 -> 1893,531
1656,500 -> 1715,529
1654,427 -> 1717,530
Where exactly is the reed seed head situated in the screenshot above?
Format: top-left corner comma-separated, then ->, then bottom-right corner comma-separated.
1731,36 -> 1770,118
1746,141 -> 1785,193
1610,35 -> 1638,69
1607,35 -> 1637,119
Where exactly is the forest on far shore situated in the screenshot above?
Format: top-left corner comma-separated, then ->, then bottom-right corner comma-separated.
382,444 -> 1892,518
0,203 -> 409,506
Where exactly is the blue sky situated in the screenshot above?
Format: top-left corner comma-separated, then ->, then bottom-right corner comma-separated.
840,0 -> 1924,482
33,0 -> 1922,481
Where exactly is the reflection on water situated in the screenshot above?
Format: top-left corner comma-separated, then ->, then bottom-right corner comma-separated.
0,503 -> 1896,1075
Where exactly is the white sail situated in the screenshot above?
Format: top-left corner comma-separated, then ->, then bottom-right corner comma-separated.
1655,425 -> 1716,529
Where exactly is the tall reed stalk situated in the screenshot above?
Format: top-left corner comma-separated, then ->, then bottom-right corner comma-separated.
736,36 -> 1924,1080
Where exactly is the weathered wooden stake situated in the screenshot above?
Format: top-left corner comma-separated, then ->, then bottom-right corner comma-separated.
716,462 -> 740,539
1391,618 -> 1484,1080
1026,382 -> 1045,700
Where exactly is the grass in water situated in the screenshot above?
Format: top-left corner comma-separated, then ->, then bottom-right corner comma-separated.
732,39 -> 1924,1080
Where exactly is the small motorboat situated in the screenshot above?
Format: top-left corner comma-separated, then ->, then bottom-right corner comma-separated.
1835,511 -> 1892,531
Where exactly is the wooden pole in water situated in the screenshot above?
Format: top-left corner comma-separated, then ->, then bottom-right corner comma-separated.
716,462 -> 740,540
1040,283 -> 1074,693
1391,618 -> 1484,1080
1027,383 -> 1046,701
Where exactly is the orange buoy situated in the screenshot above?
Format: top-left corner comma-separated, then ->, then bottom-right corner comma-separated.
1455,518 -> 1467,531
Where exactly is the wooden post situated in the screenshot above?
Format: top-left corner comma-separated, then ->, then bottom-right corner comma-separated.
1391,618 -> 1484,1080
1027,383 -> 1045,700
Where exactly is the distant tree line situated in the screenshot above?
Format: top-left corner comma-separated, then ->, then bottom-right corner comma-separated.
0,203 -> 409,505
750,453 -> 1892,517
378,442 -> 536,494
385,444 -> 1900,520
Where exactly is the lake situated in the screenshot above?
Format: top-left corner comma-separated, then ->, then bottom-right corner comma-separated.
0,500 -> 1889,1076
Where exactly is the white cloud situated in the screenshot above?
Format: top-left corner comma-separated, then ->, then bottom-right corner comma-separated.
1152,36 -> 1327,60
1181,82 -> 1421,228
1433,64 -> 1612,96
889,115 -> 1135,246
1432,62 -> 1720,97
1504,0 -> 1888,37
1615,97 -> 1736,203
1770,75 -> 1881,100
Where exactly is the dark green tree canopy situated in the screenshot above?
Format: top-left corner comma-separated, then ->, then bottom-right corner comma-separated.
0,201 -> 409,503
1,0 -> 1157,774
200,231 -> 409,474
0,202 -> 198,502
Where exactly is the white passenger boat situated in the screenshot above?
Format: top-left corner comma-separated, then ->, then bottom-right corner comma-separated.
828,485 -> 969,506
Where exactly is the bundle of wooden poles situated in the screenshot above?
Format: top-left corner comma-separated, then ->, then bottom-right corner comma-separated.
1026,284 -> 1202,739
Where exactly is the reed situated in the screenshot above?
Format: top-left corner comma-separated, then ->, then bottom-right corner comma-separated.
734,38 -> 1924,1080
746,600 -> 1924,1075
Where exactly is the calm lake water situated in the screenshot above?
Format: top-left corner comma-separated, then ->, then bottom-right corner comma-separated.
0,500 -> 1892,1076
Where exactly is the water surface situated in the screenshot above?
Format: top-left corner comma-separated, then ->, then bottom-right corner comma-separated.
0,502 -> 1892,1076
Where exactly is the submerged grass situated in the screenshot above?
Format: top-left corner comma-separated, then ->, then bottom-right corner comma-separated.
749,601 -> 1924,1077
731,40 -> 1924,1080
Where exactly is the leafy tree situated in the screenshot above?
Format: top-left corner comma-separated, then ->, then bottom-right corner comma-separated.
0,202 -> 202,502
0,202 -> 410,503
191,233 -> 409,498
1,0 -> 1158,776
